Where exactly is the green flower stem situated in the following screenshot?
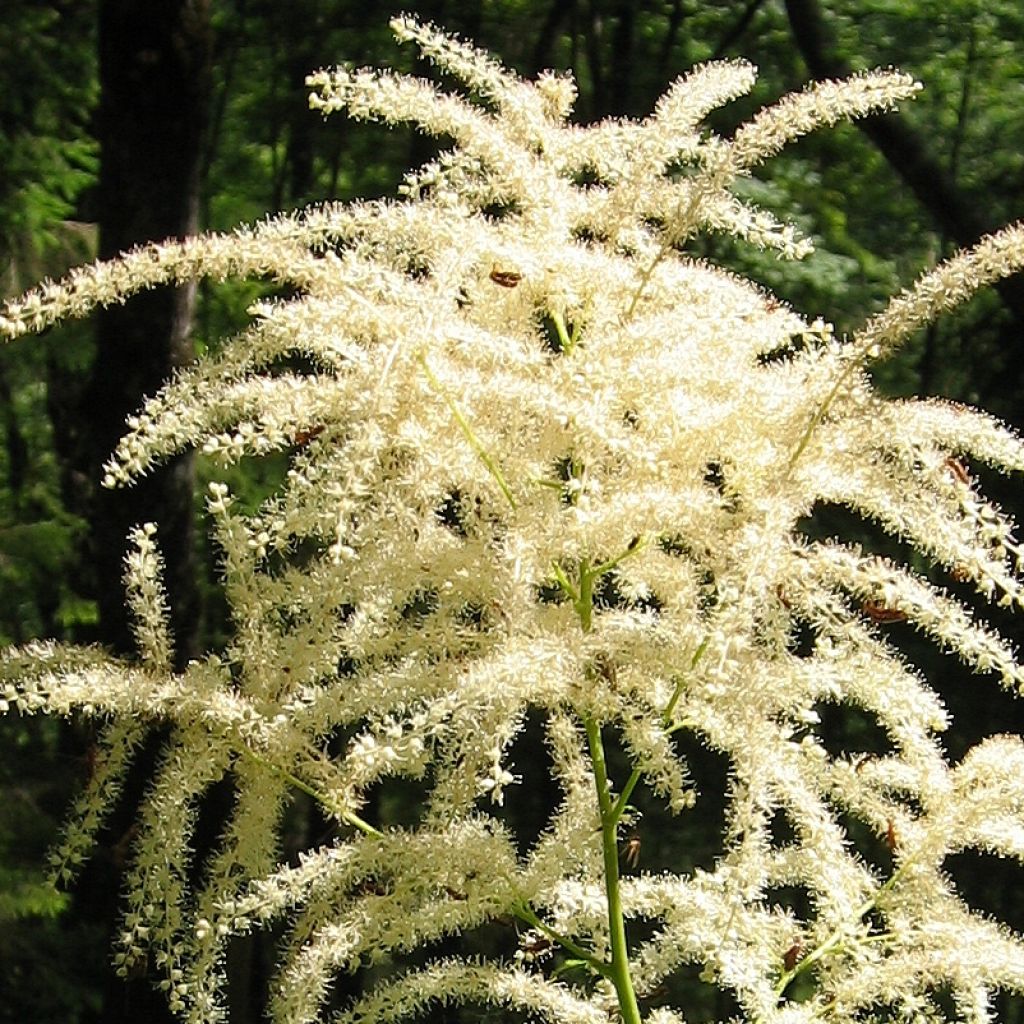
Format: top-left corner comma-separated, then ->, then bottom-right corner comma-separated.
550,309 -> 573,353
585,714 -> 644,1024
786,337 -> 880,476
774,858 -> 914,1000
549,309 -> 583,355
624,240 -> 671,322
512,901 -> 611,976
609,769 -> 642,831
553,539 -> 647,637
773,930 -> 844,998
551,561 -> 580,603
417,351 -> 518,509
591,534 -> 646,575
567,555 -> 644,1024
786,362 -> 855,474
609,636 -> 709,825
623,193 -> 701,321
665,636 -> 710,719
577,557 -> 596,633
237,745 -> 384,839
569,562 -> 707,1020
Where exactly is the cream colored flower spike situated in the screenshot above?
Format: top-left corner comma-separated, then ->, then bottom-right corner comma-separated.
3,16 -> 1024,1024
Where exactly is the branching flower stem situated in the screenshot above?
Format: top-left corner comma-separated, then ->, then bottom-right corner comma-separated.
785,348 -> 866,476
773,857 -> 914,1000
556,552 -> 648,1024
237,745 -> 384,839
512,901 -> 611,976
421,350 -> 659,1016
417,351 -> 518,509
609,636 -> 710,824
557,552 -> 706,1023
623,193 -> 702,322
584,713 -> 644,1024
549,309 -> 583,355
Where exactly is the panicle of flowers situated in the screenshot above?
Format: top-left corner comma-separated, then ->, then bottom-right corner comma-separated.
855,224 -> 1024,363
124,522 -> 173,670
46,718 -> 144,885
3,14 -> 1024,1024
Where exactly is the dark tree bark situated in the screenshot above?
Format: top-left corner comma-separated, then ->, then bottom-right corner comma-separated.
531,0 -> 575,73
72,4 -> 211,1023
585,0 -> 607,118
86,0 -> 211,668
655,0 -> 686,85
783,0 -> 1024,326
607,0 -> 636,115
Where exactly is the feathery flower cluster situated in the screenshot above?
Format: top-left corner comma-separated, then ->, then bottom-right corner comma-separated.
4,16 -> 1024,1024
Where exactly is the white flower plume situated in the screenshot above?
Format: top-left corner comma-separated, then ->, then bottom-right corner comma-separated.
3,15 -> 1024,1024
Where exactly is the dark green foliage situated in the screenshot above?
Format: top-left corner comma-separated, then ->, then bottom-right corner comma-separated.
0,2 -> 98,293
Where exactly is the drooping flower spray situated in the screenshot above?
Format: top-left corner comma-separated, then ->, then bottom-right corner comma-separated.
4,17 -> 1024,1024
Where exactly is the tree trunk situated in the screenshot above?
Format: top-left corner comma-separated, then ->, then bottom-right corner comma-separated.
77,4 -> 211,1022
87,0 -> 210,667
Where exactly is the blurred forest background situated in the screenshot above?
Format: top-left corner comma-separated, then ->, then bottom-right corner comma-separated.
2,0 -> 1024,1021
